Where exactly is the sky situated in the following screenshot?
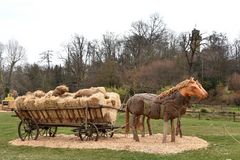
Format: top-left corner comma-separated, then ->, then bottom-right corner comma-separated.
1,0 -> 240,64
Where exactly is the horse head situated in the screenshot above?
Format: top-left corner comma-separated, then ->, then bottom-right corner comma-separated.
179,77 -> 208,100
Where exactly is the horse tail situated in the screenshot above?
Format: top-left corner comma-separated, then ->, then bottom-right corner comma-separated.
125,103 -> 130,134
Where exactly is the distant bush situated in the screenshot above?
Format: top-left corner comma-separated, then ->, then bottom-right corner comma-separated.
228,72 -> 240,91
156,86 -> 173,94
106,87 -> 129,102
200,108 -> 209,113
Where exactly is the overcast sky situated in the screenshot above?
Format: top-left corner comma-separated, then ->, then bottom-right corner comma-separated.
1,0 -> 240,64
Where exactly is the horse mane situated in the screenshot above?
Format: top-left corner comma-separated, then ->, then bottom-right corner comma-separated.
158,78 -> 195,99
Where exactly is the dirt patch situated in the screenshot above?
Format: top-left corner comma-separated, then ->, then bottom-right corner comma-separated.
9,134 -> 208,154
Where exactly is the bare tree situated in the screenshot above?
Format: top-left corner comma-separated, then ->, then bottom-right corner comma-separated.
5,40 -> 25,94
101,32 -> 121,61
232,39 -> 240,73
202,32 -> 229,83
39,50 -> 53,69
179,28 -> 202,76
123,13 -> 168,69
0,42 -> 4,96
63,35 -> 87,88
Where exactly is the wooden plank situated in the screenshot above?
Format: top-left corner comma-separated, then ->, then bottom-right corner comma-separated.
29,110 -> 40,123
70,109 -> 78,123
88,107 -> 93,122
76,109 -> 83,123
66,109 -> 72,122
55,110 -> 62,123
45,110 -> 54,123
39,110 -> 48,123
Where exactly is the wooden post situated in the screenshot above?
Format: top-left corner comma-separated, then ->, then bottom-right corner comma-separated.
198,111 -> 201,120
233,112 -> 236,122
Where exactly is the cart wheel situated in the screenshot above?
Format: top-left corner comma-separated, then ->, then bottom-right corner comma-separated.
39,127 -> 57,137
78,123 -> 98,141
100,125 -> 114,138
39,127 -> 49,136
49,127 -> 57,137
18,119 -> 39,141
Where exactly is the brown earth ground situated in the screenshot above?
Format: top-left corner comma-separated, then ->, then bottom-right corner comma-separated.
9,133 -> 208,154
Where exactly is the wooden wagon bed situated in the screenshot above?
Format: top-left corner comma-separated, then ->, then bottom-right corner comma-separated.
14,105 -> 121,141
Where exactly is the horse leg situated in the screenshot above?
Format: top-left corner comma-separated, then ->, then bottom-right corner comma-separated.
131,114 -> 139,142
179,120 -> 183,138
141,115 -> 145,137
170,119 -> 175,142
176,119 -> 180,136
175,118 -> 183,138
147,117 -> 152,135
162,115 -> 168,143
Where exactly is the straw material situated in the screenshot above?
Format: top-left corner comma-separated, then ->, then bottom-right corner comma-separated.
52,85 -> 69,96
74,87 -> 107,98
33,90 -> 45,98
15,86 -> 120,124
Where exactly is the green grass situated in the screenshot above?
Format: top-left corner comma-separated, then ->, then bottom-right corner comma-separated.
1,112 -> 240,160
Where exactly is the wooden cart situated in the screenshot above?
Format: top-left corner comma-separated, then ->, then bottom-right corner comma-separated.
14,105 -> 121,141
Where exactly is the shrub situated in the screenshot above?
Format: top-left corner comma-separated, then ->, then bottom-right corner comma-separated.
228,72 -> 240,91
106,87 -> 129,102
200,108 -> 209,113
156,86 -> 173,94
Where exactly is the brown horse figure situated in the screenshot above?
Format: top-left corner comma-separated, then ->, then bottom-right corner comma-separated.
136,95 -> 191,138
125,77 -> 208,143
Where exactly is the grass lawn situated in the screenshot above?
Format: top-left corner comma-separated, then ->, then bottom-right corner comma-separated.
0,112 -> 240,160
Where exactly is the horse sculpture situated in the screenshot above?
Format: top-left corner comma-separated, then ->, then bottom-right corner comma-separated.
125,77 -> 208,143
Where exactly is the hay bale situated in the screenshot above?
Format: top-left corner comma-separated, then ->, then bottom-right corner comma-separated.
105,92 -> 121,109
74,87 -> 106,98
52,85 -> 69,96
91,87 -> 106,94
34,97 -> 45,109
33,90 -> 45,98
87,92 -> 106,106
45,90 -> 53,98
26,91 -> 33,96
102,92 -> 121,124
61,92 -> 75,98
23,95 -> 35,109
43,96 -> 59,108
15,96 -> 26,110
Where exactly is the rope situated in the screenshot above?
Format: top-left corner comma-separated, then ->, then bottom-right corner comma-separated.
223,125 -> 240,144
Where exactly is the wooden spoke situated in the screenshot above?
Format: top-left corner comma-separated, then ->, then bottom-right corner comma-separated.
78,123 -> 98,141
18,119 -> 39,141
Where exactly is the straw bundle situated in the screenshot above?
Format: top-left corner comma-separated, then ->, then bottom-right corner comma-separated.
61,92 -> 75,98
74,87 -> 106,98
52,85 -> 69,96
45,90 -> 53,98
15,96 -> 26,110
43,96 -> 59,108
23,95 -> 35,109
33,90 -> 45,98
102,92 -> 121,124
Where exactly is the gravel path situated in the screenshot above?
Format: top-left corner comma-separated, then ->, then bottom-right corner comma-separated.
9,133 -> 208,154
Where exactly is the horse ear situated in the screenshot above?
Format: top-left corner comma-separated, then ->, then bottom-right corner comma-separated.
190,77 -> 194,81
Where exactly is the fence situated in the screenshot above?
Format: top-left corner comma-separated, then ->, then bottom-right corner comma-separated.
186,110 -> 240,122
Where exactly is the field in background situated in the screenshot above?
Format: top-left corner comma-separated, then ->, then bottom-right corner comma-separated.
0,112 -> 240,160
